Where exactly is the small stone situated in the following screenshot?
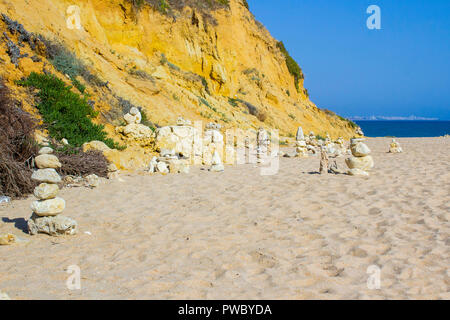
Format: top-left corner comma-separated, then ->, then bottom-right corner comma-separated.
34,183 -> 59,200
160,149 -> 176,157
35,154 -> 61,169
38,147 -> 53,155
149,156 -> 158,173
28,213 -> 77,236
0,233 -> 16,245
31,197 -> 65,216
283,150 -> 298,158
61,138 -> 69,145
31,169 -> 62,184
176,116 -> 192,126
210,164 -> 224,172
107,171 -> 120,180
85,174 -> 100,188
82,141 -> 111,153
0,291 -> 11,300
129,107 -> 140,116
107,163 -> 118,172
156,161 -> 169,174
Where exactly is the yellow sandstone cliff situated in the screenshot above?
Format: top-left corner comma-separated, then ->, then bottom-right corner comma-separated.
0,0 -> 358,168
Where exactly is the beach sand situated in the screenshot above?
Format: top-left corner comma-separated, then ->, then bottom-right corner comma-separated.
1,137 -> 449,300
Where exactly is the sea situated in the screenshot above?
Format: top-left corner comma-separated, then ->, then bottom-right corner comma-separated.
354,121 -> 450,138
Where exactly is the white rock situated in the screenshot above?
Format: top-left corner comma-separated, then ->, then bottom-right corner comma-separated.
156,161 -> 169,174
129,107 -> 140,116
210,164 -> 224,172
351,142 -> 371,157
0,291 -> 11,300
348,168 -> 370,177
210,151 -> 224,172
34,183 -> 59,200
176,117 -> 192,126
108,163 -> 118,172
28,213 -> 77,236
211,151 -> 222,165
85,174 -> 100,188
149,156 -> 158,173
38,147 -> 54,155
35,154 -> 61,169
205,122 -> 222,130
31,197 -> 66,216
31,169 -> 62,184
160,149 -> 176,157
296,127 -> 304,141
61,138 -> 69,145
345,155 -> 374,171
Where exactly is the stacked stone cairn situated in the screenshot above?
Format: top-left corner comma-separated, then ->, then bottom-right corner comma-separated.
388,139 -> 403,153
319,147 -> 329,174
150,117 -> 198,174
124,107 -> 142,125
334,137 -> 348,156
210,150 -> 224,172
295,127 -> 308,157
28,147 -> 77,236
345,138 -> 374,176
256,127 -> 270,163
116,108 -> 154,147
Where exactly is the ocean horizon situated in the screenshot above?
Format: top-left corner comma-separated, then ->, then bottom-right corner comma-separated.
354,120 -> 450,138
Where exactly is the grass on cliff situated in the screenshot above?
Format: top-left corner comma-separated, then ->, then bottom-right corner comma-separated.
276,41 -> 304,92
17,73 -> 123,150
39,36 -> 107,88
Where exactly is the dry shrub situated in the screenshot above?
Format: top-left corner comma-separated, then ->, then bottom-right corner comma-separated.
0,81 -> 38,198
56,150 -> 109,178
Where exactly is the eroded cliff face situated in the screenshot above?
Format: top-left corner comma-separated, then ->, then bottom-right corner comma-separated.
0,0 -> 357,146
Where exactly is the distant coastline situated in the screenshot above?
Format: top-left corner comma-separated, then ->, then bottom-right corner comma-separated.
349,116 -> 440,121
354,120 -> 450,137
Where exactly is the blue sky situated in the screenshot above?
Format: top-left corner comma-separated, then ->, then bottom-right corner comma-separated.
248,0 -> 450,120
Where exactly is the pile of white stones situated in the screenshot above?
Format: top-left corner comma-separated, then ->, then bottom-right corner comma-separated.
124,107 -> 142,125
345,138 -> 374,176
334,137 -> 348,156
28,147 -> 77,236
149,150 -> 190,174
295,127 -> 308,157
388,139 -> 403,153
257,127 -> 270,163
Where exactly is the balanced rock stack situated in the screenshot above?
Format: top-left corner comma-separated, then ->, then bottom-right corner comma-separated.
210,150 -> 225,172
319,147 -> 329,174
203,126 -> 224,166
124,107 -> 142,125
28,147 -> 77,236
295,127 -> 308,157
116,108 -> 154,147
389,139 -> 403,153
334,137 -> 348,155
257,127 -> 270,163
345,139 -> 374,176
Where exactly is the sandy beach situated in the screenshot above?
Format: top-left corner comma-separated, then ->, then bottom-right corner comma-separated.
1,137 -> 449,300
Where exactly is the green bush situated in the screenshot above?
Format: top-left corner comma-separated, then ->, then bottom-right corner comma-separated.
17,72 -> 122,149
277,41 -> 304,92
